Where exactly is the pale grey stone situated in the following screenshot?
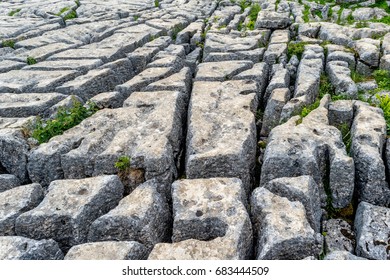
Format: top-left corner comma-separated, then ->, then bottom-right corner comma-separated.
251,187 -> 323,260
65,241 -> 149,260
326,61 -> 358,99
89,92 -> 124,109
0,236 -> 63,260
351,102 -> 390,206
255,11 -> 292,29
88,180 -> 171,248
323,219 -> 355,253
186,80 -> 258,195
328,100 -> 354,128
261,88 -> 290,136
15,176 -> 124,251
0,93 -> 67,118
0,174 -> 20,193
355,202 -> 390,260
0,184 -> 44,235
263,43 -> 287,65
261,96 -> 355,209
195,60 -> 254,82
149,178 -> 252,260
324,251 -> 366,260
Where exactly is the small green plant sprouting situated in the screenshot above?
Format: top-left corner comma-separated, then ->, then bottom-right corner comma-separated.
350,70 -> 369,83
56,7 -> 70,16
246,3 -> 261,30
287,41 -> 309,60
300,99 -> 321,118
133,15 -> 140,21
314,9 -> 323,19
75,0 -> 81,7
303,5 -> 310,23
115,156 -> 131,171
355,21 -> 369,28
27,56 -> 37,65
338,123 -> 352,155
373,69 -> 390,91
346,13 -> 354,25
31,98 -> 98,144
239,0 -> 252,13
2,39 -> 15,48
8,8 -> 21,16
376,94 -> 390,135
63,10 -> 77,21
154,0 -> 160,8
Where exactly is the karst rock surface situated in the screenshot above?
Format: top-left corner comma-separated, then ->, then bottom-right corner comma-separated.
1,0 -> 390,260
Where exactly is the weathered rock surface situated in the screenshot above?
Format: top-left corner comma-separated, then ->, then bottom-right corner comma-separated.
88,180 -> 171,248
355,202 -> 390,260
64,241 -> 149,260
15,176 -> 123,250
351,102 -> 390,207
0,236 -> 63,260
261,96 -> 354,209
148,178 -> 252,260
251,187 -> 322,260
323,219 -> 355,254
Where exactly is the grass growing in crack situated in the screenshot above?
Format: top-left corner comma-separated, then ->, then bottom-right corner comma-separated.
338,123 -> 352,155
351,70 -> 369,83
376,94 -> 390,135
2,39 -> 15,48
319,74 -> 335,98
373,69 -> 390,91
299,99 -> 321,118
31,98 -> 98,144
154,0 -> 160,8
115,156 -> 131,171
27,56 -> 37,65
355,21 -> 369,28
8,8 -> 21,16
370,0 -> 390,13
246,3 -> 261,30
303,5 -> 310,23
63,10 -> 77,21
56,7 -> 70,16
371,15 -> 390,25
239,0 -> 252,13
287,41 -> 309,60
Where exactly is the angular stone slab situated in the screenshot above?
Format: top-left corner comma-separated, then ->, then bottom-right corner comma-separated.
0,93 -> 67,118
144,67 -> 192,94
260,88 -> 290,137
186,80 -> 258,195
23,59 -> 104,74
0,236 -> 63,260
255,11 -> 292,29
195,60 -> 254,82
355,202 -> 390,260
0,183 -> 44,235
64,241 -> 149,260
264,65 -> 290,104
15,176 -> 124,250
0,120 -> 31,184
263,43 -> 287,65
0,174 -> 20,193
28,91 -> 188,194
149,178 -> 252,260
261,96 -> 354,209
351,102 -> 390,206
355,38 -> 380,67
116,67 -> 177,97
251,187 -> 322,260
264,176 -> 322,233
323,219 -> 355,254
326,61 -> 358,99
88,180 -> 171,248
0,70 -> 79,93
324,251 -> 367,260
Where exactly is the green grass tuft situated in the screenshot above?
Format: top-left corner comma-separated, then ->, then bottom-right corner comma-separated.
376,94 -> 390,135
239,0 -> 252,13
8,8 -> 21,16
154,0 -> 160,7
300,99 -> 321,118
303,5 -> 310,23
246,3 -> 261,30
287,41 -> 309,60
27,56 -> 37,65
2,39 -> 15,48
63,10 -> 77,21
115,156 -> 131,171
31,98 -> 98,144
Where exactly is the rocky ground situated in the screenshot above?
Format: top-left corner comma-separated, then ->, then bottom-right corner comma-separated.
0,0 -> 390,260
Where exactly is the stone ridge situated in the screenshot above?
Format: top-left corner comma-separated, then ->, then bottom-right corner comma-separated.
0,0 -> 390,260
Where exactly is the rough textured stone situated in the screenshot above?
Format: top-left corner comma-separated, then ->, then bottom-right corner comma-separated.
0,236 -> 63,260
64,241 -> 148,260
354,202 -> 390,260
264,176 -> 322,233
261,88 -> 290,136
186,80 -> 258,195
149,178 -> 252,260
256,11 -> 292,29
0,93 -> 67,118
261,95 -> 354,209
324,251 -> 367,260
88,180 -> 171,248
328,100 -> 354,128
0,174 -> 20,193
351,102 -> 390,207
323,219 -> 355,254
0,184 -> 44,235
195,60 -> 254,82
251,187 -> 323,260
15,176 -> 124,250
326,61 -> 358,99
